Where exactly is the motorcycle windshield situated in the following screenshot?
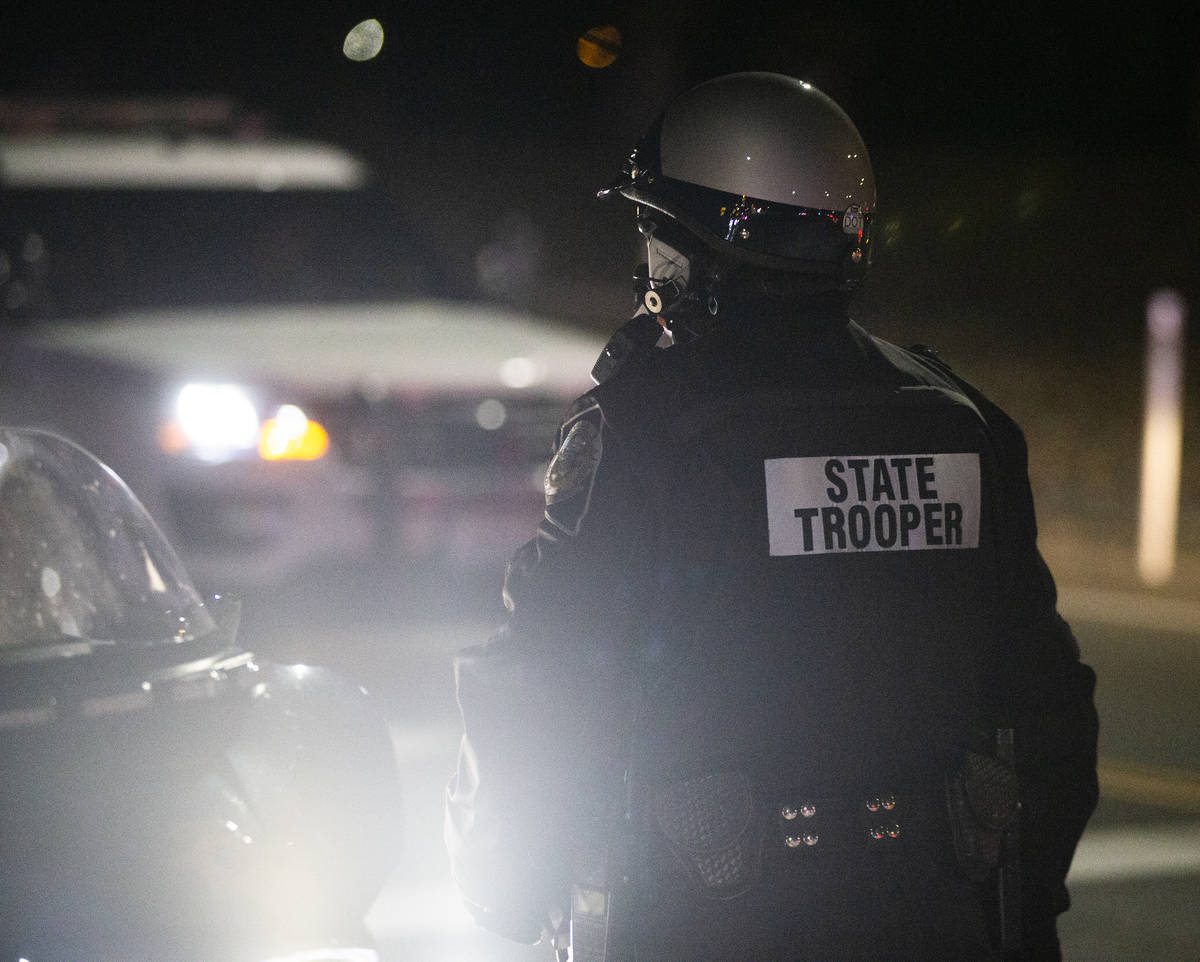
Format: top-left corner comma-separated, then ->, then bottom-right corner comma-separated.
0,427 -> 216,657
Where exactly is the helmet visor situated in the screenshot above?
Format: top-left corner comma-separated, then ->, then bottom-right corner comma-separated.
626,175 -> 864,271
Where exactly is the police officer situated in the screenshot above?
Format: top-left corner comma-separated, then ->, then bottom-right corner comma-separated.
445,72 -> 1098,961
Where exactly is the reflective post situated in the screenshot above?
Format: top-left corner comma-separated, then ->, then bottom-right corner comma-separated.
1138,289 -> 1187,586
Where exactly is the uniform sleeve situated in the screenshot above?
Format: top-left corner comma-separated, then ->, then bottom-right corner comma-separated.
443,397 -> 655,941
970,393 -> 1100,961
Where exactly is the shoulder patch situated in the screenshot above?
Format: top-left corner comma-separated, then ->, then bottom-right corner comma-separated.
544,405 -> 603,534
546,413 -> 602,504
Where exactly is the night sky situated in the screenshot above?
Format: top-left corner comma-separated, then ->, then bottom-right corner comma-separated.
2,1 -> 1198,341
4,3 -> 1195,145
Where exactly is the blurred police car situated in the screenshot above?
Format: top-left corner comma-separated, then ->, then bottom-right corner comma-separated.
0,99 -> 603,589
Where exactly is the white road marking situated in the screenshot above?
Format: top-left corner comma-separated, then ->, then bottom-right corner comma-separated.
1098,759 -> 1200,815
1069,820 -> 1200,884
1057,586 -> 1200,636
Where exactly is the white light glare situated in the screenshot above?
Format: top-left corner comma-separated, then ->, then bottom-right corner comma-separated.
175,383 -> 259,461
261,404 -> 307,458
274,403 -> 307,432
344,19 -> 385,61
499,356 -> 539,389
40,567 -> 61,598
257,948 -> 378,962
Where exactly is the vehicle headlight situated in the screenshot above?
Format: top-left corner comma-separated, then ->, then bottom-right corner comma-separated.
172,382 -> 260,461
159,385 -> 329,462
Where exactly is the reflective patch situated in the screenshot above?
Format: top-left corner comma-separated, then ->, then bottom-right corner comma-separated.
544,413 -> 603,536
545,417 -> 602,505
764,453 -> 980,556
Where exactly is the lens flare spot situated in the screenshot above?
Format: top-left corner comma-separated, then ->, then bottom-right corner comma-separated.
577,25 -> 621,69
344,19 -> 385,62
475,398 -> 508,431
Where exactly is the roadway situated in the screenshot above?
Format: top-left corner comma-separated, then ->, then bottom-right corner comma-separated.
1054,588 -> 1200,961
236,563 -> 1200,961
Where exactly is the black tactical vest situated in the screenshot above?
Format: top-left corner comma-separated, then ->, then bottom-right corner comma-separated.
588,321 -> 1006,959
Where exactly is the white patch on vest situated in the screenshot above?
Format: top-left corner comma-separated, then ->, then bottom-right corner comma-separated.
764,453 -> 980,556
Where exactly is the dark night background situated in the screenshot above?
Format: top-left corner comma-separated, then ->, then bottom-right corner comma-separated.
4,1 -> 1197,330
3,1 -> 1200,543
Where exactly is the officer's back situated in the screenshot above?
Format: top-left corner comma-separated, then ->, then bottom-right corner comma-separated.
591,305 -> 1004,959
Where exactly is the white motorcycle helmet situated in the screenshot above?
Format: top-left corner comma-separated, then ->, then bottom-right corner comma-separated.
601,72 -> 876,320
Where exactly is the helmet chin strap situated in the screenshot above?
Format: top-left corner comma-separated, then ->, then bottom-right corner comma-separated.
640,218 -> 689,310
638,216 -> 720,340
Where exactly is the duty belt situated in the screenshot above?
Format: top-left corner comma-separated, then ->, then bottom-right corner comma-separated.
650,772 -> 949,901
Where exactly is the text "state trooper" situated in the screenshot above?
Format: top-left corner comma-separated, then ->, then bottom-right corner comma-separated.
764,453 -> 982,556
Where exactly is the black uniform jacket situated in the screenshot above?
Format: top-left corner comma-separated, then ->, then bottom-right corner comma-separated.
444,307 -> 1099,959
